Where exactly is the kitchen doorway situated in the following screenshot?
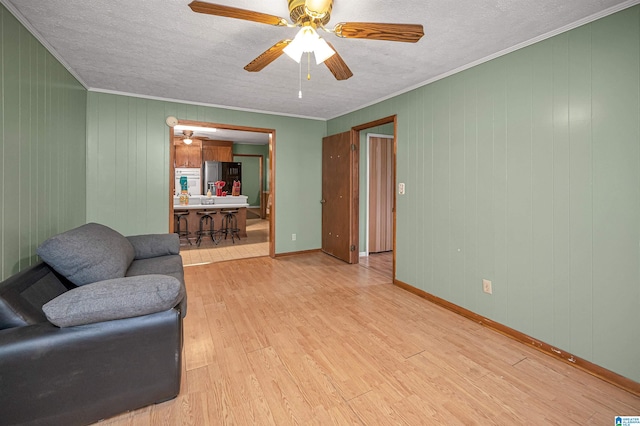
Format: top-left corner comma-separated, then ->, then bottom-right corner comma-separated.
168,119 -> 275,265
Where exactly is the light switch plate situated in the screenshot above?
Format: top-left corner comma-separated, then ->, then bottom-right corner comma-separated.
482,279 -> 492,294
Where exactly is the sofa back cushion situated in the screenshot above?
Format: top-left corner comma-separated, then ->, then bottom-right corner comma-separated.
36,223 -> 135,286
0,263 -> 70,329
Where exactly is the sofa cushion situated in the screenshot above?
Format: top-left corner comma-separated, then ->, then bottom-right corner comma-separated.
42,275 -> 184,327
36,223 -> 135,286
126,255 -> 184,282
126,234 -> 180,260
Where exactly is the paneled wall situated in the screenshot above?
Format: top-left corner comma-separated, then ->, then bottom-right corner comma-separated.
86,93 -> 326,253
329,6 -> 640,382
0,5 -> 87,280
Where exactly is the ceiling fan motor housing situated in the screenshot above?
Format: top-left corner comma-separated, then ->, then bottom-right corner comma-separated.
288,0 -> 331,25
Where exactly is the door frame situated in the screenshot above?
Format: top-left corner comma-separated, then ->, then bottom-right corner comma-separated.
168,119 -> 276,259
351,115 -> 397,278
365,133 -> 394,256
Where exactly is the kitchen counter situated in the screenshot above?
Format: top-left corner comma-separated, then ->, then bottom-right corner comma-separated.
174,203 -> 248,210
172,195 -> 248,209
173,202 -> 248,241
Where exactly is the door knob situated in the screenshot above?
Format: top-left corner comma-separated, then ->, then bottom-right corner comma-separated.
320,199 -> 326,204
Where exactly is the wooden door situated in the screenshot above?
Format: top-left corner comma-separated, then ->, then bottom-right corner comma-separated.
322,131 -> 359,264
368,136 -> 394,253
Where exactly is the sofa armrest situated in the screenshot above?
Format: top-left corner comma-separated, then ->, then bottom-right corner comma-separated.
0,310 -> 182,425
126,233 -> 179,259
42,275 -> 185,328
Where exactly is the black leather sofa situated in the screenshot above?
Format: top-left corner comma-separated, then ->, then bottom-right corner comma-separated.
0,223 -> 187,425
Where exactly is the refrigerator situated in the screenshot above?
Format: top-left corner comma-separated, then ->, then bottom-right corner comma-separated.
202,161 -> 242,194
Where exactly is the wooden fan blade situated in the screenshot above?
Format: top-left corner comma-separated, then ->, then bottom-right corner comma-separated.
244,40 -> 291,72
334,22 -> 424,43
189,1 -> 288,26
323,43 -> 353,80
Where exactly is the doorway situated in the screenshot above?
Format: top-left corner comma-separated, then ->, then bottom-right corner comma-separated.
353,117 -> 397,279
366,133 -> 394,254
168,119 -> 275,265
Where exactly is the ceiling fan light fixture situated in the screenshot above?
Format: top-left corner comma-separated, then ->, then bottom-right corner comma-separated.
182,130 -> 194,145
283,26 -> 335,64
313,37 -> 335,64
283,38 -> 305,63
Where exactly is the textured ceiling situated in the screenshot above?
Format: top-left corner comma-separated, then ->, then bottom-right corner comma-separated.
3,0 -> 637,120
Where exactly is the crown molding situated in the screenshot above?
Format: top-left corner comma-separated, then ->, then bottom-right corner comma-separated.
88,88 -> 327,122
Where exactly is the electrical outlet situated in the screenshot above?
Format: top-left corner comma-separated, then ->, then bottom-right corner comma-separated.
292,233 -> 296,241
482,279 -> 492,295
399,182 -> 406,195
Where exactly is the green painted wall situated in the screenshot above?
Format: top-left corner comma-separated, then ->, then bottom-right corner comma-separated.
0,5 -> 87,280
329,6 -> 640,383
233,143 -> 270,206
86,93 -> 325,253
233,155 -> 260,206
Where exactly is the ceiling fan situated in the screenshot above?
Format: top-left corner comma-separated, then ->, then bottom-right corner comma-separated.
176,130 -> 195,145
188,0 -> 424,80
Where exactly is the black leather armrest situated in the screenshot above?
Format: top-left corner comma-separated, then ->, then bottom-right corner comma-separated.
0,309 -> 182,426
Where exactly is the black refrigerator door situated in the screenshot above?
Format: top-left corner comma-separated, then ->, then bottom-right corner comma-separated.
222,162 -> 242,191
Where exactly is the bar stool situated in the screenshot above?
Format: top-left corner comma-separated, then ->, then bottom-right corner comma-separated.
221,209 -> 241,243
174,211 -> 191,245
195,210 -> 217,247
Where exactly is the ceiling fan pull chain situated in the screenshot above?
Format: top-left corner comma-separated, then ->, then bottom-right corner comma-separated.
307,52 -> 311,80
298,59 -> 303,98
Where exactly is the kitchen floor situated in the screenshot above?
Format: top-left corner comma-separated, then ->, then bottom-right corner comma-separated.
179,218 -> 269,266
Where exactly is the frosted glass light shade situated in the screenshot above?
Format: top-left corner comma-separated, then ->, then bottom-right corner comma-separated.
284,26 -> 334,64
283,39 -> 305,63
313,37 -> 335,64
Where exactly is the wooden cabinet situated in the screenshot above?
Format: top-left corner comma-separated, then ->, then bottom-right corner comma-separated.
174,139 -> 233,167
202,140 -> 233,162
174,139 -> 202,168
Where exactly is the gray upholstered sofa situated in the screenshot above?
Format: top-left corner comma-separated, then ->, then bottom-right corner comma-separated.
0,223 -> 187,426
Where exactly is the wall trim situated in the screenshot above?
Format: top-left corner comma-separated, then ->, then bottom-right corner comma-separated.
393,279 -> 640,397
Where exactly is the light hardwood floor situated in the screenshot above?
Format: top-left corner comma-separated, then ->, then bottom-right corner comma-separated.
100,252 -> 640,425
180,218 -> 269,266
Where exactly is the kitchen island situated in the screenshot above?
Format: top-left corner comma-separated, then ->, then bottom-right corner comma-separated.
174,195 -> 249,241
